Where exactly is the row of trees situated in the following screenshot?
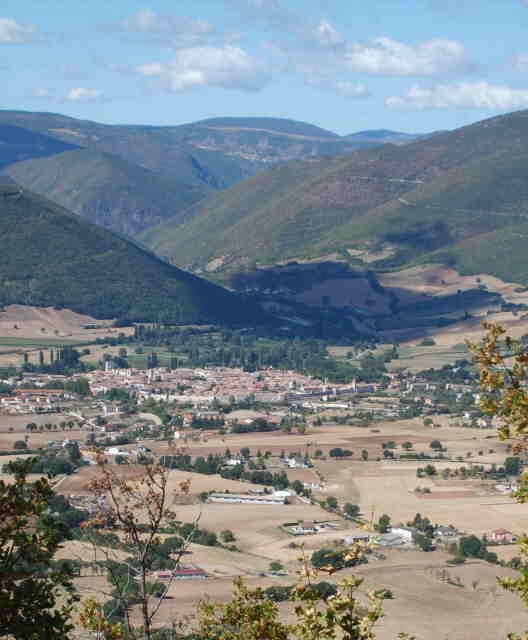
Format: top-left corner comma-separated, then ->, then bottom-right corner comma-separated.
120,326 -> 388,383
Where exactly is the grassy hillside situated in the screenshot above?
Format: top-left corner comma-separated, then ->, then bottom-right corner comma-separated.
428,222 -> 528,284
318,147 -> 528,260
139,156 -> 350,265
3,149 -> 206,236
0,181 -> 269,325
141,109 -> 528,285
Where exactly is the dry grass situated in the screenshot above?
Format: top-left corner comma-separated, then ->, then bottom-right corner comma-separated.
52,415 -> 528,640
0,304 -> 133,367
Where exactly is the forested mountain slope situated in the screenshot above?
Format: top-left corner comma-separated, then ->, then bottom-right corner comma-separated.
141,109 -> 528,285
0,180 -> 269,325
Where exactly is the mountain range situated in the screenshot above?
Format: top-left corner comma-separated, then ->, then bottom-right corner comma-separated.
141,109 -> 528,287
0,110 -> 431,237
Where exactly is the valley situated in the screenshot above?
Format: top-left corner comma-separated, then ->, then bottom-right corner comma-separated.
1,368 -> 526,639
2,105 -> 528,640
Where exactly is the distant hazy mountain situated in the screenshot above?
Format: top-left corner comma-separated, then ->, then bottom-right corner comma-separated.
0,179 -> 269,325
344,129 -> 436,146
140,109 -> 528,285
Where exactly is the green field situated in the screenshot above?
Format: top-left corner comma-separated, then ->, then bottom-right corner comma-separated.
0,337 -> 90,348
387,343 -> 469,372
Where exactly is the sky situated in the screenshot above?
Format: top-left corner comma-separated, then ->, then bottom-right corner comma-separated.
2,0 -> 528,134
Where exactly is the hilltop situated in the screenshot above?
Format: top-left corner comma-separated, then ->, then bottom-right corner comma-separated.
141,108 -> 528,287
0,181 -> 268,326
190,116 -> 340,138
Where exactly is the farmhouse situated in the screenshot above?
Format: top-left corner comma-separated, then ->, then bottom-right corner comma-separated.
490,528 -> 516,543
105,446 -> 130,457
434,526 -> 457,538
288,523 -> 318,536
378,533 -> 405,547
343,529 -> 372,545
389,526 -> 416,543
208,492 -> 287,505
286,456 -> 311,469
155,566 -> 208,581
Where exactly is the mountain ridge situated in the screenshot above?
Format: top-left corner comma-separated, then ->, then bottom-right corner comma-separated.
139,108 -> 528,287
0,179 -> 270,326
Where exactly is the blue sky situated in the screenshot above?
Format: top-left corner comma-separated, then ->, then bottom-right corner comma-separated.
2,0 -> 528,134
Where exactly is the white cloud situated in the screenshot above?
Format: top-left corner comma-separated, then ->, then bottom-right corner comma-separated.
386,81 -> 528,110
102,8 -> 215,48
333,81 -> 369,98
306,76 -> 369,98
65,87 -> 102,102
345,37 -> 467,76
0,16 -> 39,43
512,53 -> 528,72
306,19 -> 345,48
135,45 -> 269,91
31,87 -> 53,98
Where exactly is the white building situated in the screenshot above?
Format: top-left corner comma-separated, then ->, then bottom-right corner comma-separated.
105,447 -> 130,457
389,526 -> 415,543
208,492 -> 286,505
343,529 -> 372,545
273,489 -> 292,498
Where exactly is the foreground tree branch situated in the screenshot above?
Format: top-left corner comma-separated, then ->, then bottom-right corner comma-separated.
79,454 -> 196,640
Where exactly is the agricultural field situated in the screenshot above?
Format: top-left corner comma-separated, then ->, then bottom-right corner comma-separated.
359,554 -> 527,640
1,389 -> 526,639
0,304 -> 133,367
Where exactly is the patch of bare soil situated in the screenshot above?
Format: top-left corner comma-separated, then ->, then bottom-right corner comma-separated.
0,305 -> 111,338
417,490 -> 476,499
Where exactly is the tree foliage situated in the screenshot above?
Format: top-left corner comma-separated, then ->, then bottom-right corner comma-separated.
470,324 -> 528,638
80,455 -> 195,640
0,459 -> 78,639
196,552 -> 394,640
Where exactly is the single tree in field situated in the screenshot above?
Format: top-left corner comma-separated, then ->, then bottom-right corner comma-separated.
377,513 -> 391,533
221,529 -> 236,543
344,503 -> 360,518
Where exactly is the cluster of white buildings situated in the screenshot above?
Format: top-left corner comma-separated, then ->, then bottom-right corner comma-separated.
208,490 -> 292,505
